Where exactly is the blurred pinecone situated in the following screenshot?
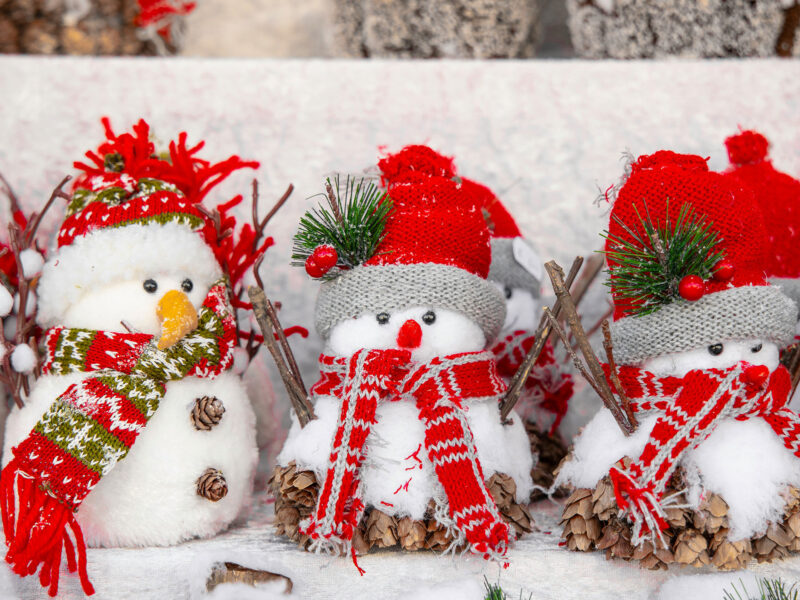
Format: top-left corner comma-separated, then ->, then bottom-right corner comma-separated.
526,420 -> 570,501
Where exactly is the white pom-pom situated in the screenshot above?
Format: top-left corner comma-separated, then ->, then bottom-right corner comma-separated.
594,0 -> 615,12
10,344 -> 36,373
232,346 -> 249,375
19,249 -> 44,279
0,286 -> 12,318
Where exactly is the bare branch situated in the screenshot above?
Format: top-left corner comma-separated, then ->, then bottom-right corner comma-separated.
569,253 -> 605,309
258,183 -> 294,232
26,175 -> 71,247
325,181 -> 343,225
602,320 -> 637,429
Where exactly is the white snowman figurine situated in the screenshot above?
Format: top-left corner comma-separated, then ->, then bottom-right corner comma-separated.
277,146 -> 533,562
556,151 -> 800,562
0,120 -> 257,596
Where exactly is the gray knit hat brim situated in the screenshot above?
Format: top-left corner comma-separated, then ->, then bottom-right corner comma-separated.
769,277 -> 800,313
609,285 -> 798,365
488,238 -> 541,296
315,263 -> 506,341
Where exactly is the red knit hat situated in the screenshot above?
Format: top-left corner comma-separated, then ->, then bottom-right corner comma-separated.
37,118 -> 257,326
314,146 -> 505,340
725,130 -> 800,305
461,177 -> 542,296
605,151 -> 796,364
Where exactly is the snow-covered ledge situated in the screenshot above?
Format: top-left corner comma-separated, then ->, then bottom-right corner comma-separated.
0,58 -> 799,598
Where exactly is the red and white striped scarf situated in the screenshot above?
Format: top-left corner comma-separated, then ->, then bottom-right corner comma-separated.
608,362 -> 800,546
300,349 -> 512,564
491,330 -> 573,433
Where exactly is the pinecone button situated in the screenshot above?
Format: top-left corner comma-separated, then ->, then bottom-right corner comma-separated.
197,468 -> 228,502
191,396 -> 225,431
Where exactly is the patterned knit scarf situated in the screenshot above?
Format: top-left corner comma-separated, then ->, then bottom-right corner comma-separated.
607,362 -> 800,547
0,281 -> 235,597
491,330 -> 573,433
300,349 -> 512,565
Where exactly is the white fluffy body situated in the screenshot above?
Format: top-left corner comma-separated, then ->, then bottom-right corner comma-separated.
279,307 -> 533,519
3,222 -> 257,547
18,248 -> 43,278
9,344 -> 35,373
37,222 -> 222,329
0,285 -> 13,317
556,339 -> 800,540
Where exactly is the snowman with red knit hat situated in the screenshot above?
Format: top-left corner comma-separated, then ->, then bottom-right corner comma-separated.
275,145 -> 533,563
0,120 -> 259,596
556,151 -> 800,566
725,130 -> 800,316
461,177 -> 574,437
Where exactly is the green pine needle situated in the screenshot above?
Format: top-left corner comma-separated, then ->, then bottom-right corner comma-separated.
601,200 -> 724,317
483,576 -> 507,600
291,175 -> 392,280
722,577 -> 799,600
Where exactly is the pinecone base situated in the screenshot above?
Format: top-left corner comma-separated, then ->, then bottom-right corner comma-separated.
269,461 -> 534,553
559,457 -> 800,571
525,420 -> 569,501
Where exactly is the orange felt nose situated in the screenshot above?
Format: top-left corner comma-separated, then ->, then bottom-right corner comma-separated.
743,364 -> 770,387
397,319 -> 422,349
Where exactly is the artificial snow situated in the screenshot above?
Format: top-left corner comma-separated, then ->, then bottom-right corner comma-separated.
18,248 -> 43,279
0,286 -> 12,318
9,344 -> 35,373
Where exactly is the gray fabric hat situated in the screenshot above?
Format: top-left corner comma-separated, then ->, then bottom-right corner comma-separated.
315,262 -> 506,341
488,238 -> 542,297
609,285 -> 797,365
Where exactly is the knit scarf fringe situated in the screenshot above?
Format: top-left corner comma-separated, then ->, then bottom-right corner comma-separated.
1,281 -> 235,596
300,349 -> 511,566
607,362 -> 800,548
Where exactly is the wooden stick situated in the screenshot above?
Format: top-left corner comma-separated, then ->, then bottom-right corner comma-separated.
569,253 -> 605,309
787,344 -> 800,400
545,261 -> 635,436
25,175 -> 71,247
499,256 -> 583,420
602,320 -> 638,429
325,180 -> 344,226
248,286 -> 314,426
258,183 -> 294,232
264,295 -> 308,398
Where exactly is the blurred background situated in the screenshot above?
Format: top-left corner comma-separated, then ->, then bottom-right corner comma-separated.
0,0 -> 798,59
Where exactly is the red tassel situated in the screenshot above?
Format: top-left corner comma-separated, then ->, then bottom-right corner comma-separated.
1,460 -> 95,596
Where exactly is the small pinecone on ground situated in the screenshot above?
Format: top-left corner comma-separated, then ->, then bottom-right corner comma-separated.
269,462 -> 533,553
0,0 -> 177,55
559,453 -> 800,570
526,420 -> 569,501
191,396 -> 225,430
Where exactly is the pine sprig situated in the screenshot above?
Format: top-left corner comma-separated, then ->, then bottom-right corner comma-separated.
292,175 -> 392,279
601,200 -> 724,316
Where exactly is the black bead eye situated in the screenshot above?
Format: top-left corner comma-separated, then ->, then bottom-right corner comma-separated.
708,343 -> 724,356
751,343 -> 763,353
181,279 -> 193,293
376,313 -> 390,325
422,311 -> 436,325
504,287 -> 512,299
143,279 -> 158,293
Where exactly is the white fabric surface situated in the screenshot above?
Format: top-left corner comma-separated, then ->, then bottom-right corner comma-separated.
1,58 -> 800,598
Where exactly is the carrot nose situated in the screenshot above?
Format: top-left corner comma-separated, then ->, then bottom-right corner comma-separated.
743,364 -> 770,387
156,290 -> 198,350
397,319 -> 422,349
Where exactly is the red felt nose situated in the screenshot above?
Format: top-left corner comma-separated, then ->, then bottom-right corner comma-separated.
743,364 -> 770,387
397,320 -> 422,349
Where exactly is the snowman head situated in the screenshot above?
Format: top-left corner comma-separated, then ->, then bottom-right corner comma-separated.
459,178 -> 543,337
37,119 -> 255,340
308,147 -> 506,361
603,150 -> 797,368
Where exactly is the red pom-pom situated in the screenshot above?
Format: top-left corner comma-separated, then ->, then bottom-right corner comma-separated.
678,275 -> 705,301
742,364 -> 769,387
725,130 -> 769,166
712,260 -> 735,282
312,245 -> 338,271
631,151 -> 709,175
378,145 -> 456,186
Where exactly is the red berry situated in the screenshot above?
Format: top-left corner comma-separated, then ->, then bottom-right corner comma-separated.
678,275 -> 705,301
712,260 -> 734,282
312,244 -> 338,272
305,256 -> 326,278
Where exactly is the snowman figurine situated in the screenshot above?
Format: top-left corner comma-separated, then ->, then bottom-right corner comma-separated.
556,151 -> 800,567
275,146 -> 533,563
461,178 -> 574,436
0,120 -> 258,595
